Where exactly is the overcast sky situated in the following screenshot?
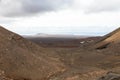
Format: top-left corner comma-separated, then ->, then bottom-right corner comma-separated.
0,0 -> 120,36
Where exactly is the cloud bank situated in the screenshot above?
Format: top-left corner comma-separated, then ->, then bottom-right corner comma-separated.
86,0 -> 120,13
1,0 -> 120,17
0,0 -> 72,17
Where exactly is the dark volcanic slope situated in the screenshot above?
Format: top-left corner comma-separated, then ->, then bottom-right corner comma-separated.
0,26 -> 65,80
25,36 -> 101,48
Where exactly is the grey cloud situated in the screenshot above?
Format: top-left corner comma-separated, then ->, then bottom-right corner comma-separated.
0,0 -> 72,17
86,0 -> 120,13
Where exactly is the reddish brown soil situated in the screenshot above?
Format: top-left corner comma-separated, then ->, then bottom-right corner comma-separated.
0,26 -> 65,80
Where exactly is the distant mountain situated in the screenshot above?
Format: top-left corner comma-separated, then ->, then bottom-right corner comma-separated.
24,33 -> 90,39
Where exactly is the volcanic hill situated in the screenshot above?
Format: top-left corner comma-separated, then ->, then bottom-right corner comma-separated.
95,27 -> 120,49
0,26 -> 65,80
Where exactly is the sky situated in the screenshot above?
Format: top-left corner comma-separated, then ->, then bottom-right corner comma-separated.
0,0 -> 120,36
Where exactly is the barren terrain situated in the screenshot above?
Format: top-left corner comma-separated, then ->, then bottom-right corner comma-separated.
0,26 -> 120,80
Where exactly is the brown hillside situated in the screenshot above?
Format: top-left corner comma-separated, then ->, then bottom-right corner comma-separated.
0,26 -> 65,80
94,27 -> 120,49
